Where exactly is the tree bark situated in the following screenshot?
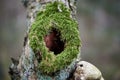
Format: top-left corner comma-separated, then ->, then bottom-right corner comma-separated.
9,0 -> 104,80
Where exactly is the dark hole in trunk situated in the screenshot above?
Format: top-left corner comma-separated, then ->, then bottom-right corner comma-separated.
44,28 -> 65,55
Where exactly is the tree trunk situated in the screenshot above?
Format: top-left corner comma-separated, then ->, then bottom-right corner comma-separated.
9,0 -> 104,80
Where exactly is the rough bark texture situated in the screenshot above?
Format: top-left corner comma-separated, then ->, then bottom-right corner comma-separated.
9,0 -> 104,80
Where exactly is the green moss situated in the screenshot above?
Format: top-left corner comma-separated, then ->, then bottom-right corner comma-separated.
29,1 -> 81,74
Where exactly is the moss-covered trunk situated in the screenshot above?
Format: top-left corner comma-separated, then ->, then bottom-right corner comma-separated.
9,0 -> 80,80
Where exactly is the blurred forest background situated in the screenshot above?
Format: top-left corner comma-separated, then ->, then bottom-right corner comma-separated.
0,0 -> 120,80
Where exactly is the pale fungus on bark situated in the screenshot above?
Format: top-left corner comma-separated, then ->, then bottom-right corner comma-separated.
73,61 -> 104,80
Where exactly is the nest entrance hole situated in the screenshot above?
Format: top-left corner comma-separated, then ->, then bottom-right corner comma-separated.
44,28 -> 65,55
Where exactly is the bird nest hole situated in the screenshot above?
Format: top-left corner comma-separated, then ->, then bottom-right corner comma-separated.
44,28 -> 65,55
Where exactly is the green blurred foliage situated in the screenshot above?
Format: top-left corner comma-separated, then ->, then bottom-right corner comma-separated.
77,0 -> 120,80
